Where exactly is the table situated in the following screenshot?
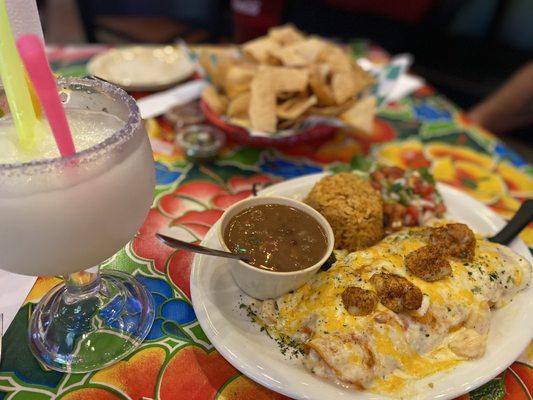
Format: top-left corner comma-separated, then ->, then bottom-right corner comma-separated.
1,44 -> 531,400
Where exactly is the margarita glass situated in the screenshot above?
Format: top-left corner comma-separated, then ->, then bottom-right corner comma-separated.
0,78 -> 155,373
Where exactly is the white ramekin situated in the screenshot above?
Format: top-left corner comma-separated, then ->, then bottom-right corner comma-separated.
217,196 -> 335,300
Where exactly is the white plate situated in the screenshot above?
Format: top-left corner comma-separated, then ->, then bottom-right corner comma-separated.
87,46 -> 194,91
190,173 -> 533,400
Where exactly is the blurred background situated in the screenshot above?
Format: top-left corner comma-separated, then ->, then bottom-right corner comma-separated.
40,0 -> 532,159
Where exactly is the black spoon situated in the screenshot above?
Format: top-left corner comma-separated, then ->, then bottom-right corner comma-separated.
156,233 -> 250,262
489,199 -> 533,245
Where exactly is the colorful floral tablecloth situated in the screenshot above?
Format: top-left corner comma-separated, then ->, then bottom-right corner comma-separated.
0,44 -> 532,400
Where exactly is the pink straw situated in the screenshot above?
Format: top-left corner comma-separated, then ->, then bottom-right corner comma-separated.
16,34 -> 75,157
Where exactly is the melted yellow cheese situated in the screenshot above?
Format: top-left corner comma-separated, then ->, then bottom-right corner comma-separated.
372,375 -> 407,394
270,225 -> 530,394
373,327 -> 458,377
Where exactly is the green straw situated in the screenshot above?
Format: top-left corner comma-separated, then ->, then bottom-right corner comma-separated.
0,0 -> 38,150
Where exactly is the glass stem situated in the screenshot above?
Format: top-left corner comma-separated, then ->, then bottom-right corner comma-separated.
64,266 -> 101,303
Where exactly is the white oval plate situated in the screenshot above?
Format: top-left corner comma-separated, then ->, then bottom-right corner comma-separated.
87,45 -> 194,91
190,173 -> 533,400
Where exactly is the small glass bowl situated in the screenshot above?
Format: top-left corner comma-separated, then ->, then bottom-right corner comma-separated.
176,124 -> 225,161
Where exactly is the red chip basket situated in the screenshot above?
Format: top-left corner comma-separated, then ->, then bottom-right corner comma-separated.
200,99 -> 338,148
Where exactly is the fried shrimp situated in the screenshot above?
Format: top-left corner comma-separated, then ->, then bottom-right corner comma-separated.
370,272 -> 423,313
429,223 -> 476,261
405,245 -> 452,281
341,287 -> 378,316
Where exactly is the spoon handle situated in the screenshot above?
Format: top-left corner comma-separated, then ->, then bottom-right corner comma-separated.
156,233 -> 248,261
489,199 -> 533,245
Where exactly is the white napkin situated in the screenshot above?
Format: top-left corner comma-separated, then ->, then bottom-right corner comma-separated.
388,74 -> 424,102
137,79 -> 207,119
358,54 -> 424,106
0,270 -> 36,331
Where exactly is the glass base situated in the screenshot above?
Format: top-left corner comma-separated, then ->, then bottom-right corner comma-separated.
29,270 -> 155,373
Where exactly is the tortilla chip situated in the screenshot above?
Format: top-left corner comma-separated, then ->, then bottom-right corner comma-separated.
223,63 -> 256,98
207,56 -> 238,89
331,71 -> 362,104
230,117 -> 252,129
242,37 -> 280,63
202,85 -> 228,115
264,53 -> 283,66
309,99 -> 355,116
276,95 -> 317,120
309,67 -> 335,106
329,57 -> 373,103
277,68 -> 309,93
269,46 -> 308,67
278,115 -> 306,129
259,66 -> 309,93
319,45 -> 352,73
350,61 -> 374,90
227,92 -> 250,118
224,84 -> 249,99
249,70 -> 277,132
277,91 -> 296,101
200,25 -> 377,134
340,96 -> 376,133
224,64 -> 255,86
268,24 -> 305,45
315,63 -> 331,80
289,38 -> 327,63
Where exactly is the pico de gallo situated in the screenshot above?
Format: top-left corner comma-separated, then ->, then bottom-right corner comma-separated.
369,166 -> 446,233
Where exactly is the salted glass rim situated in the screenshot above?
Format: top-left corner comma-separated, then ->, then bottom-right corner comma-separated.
0,77 -> 140,174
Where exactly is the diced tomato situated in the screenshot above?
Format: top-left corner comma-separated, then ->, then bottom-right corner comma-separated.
371,170 -> 385,181
406,205 -> 420,220
403,153 -> 431,168
420,184 -> 435,196
382,166 -> 405,180
392,203 -> 407,219
435,203 -> 446,215
383,203 -> 408,231
412,177 -> 422,191
404,214 -> 418,226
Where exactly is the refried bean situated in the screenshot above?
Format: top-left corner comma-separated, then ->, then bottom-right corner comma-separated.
224,204 -> 328,272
